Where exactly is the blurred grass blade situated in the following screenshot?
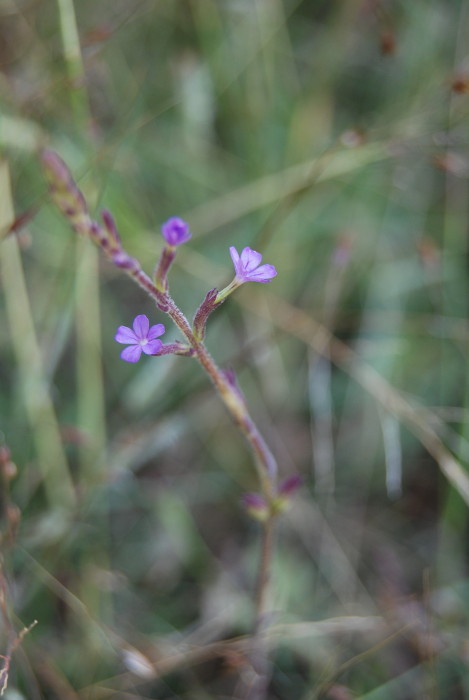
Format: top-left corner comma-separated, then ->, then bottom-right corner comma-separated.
260,294 -> 469,507
308,351 -> 335,494
0,159 -> 75,508
0,114 -> 44,152
379,409 -> 402,500
56,0 -> 107,480
75,238 -> 106,481
184,142 -> 390,233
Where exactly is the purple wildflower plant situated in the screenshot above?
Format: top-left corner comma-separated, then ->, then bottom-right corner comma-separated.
43,152 -> 288,637
161,217 -> 192,246
115,314 -> 165,363
230,246 -> 277,283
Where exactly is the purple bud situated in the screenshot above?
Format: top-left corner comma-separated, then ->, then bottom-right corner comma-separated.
111,251 -> 140,271
241,492 -> 268,516
222,367 -> 238,388
101,209 -> 122,246
242,492 -> 265,508
42,150 -> 74,186
271,475 -> 303,515
88,220 -> 111,248
278,475 -> 303,497
161,217 -> 192,246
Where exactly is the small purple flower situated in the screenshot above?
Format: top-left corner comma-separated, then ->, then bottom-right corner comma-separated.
229,246 -> 277,283
161,217 -> 192,246
115,315 -> 165,363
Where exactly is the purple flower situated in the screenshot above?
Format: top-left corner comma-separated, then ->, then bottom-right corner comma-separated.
161,217 -> 192,246
115,315 -> 165,362
229,246 -> 277,283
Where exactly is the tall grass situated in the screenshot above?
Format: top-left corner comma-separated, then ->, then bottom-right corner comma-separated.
1,0 -> 469,697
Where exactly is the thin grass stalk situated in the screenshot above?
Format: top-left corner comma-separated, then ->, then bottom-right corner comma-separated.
56,0 -> 107,483
56,0 -> 111,639
435,0 -> 469,588
261,294 -> 469,505
0,160 -> 75,508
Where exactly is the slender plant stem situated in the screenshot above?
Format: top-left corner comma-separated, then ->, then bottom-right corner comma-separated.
157,289 -> 279,698
42,151 -> 281,690
130,266 -> 278,500
169,301 -> 278,499
129,264 -> 279,655
235,515 -> 276,700
254,516 -> 275,633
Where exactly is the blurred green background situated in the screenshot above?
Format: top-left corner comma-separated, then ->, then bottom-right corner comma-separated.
1,0 -> 469,697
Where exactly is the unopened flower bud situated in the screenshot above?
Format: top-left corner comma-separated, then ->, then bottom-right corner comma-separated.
278,474 -> 302,497
272,475 -> 302,514
41,150 -> 93,236
101,209 -> 122,247
112,251 -> 140,271
161,217 -> 191,246
241,492 -> 269,522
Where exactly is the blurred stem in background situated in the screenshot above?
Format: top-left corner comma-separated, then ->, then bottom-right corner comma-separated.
0,160 -> 75,509
0,160 -> 75,511
57,0 -> 106,483
55,0 -> 111,639
437,0 -> 469,589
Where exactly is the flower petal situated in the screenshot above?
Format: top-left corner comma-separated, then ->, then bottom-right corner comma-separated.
240,247 -> 262,271
132,314 -> 149,339
142,339 -> 163,355
246,263 -> 277,282
147,323 -> 165,340
229,246 -> 240,266
115,325 -> 137,344
121,345 -> 143,362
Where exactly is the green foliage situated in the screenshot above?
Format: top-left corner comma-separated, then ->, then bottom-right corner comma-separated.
1,0 -> 469,697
